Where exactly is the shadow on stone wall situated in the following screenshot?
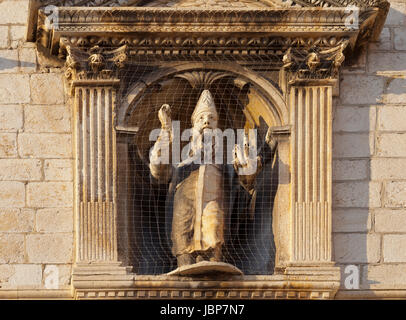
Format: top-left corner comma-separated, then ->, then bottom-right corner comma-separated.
0,56 -> 35,72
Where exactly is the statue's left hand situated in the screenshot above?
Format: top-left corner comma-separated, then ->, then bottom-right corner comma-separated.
158,104 -> 172,130
233,133 -> 262,176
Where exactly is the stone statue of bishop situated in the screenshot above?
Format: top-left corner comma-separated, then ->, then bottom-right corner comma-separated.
149,90 -> 273,272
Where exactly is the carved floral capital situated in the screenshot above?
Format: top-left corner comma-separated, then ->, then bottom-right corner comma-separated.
282,39 -> 350,81
61,41 -> 128,91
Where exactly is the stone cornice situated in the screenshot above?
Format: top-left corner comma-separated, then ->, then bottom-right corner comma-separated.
57,35 -> 353,79
27,3 -> 386,86
31,0 -> 388,8
30,1 -> 390,82
42,7 -> 378,33
27,0 -> 389,41
291,0 -> 387,8
33,5 -> 386,63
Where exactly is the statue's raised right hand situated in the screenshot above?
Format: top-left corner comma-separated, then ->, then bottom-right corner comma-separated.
158,104 -> 172,130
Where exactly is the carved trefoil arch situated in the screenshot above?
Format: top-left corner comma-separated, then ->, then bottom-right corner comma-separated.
28,0 -> 389,299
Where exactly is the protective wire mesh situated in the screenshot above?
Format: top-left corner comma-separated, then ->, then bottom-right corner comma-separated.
77,44 -> 280,275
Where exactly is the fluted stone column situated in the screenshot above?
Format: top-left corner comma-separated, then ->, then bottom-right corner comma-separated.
70,79 -> 133,299
60,44 -> 134,295
72,80 -> 119,264
289,82 -> 334,265
279,40 -> 349,278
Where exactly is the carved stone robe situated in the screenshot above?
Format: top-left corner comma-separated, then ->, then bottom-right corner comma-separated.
168,162 -> 227,257
149,131 -> 275,260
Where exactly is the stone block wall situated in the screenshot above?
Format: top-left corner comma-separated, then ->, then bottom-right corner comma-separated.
333,0 -> 406,293
0,0 -> 73,291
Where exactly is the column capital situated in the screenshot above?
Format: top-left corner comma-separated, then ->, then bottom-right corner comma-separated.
282,39 -> 350,85
61,40 -> 129,94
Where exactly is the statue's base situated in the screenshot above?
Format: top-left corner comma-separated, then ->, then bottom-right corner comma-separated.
167,261 -> 243,277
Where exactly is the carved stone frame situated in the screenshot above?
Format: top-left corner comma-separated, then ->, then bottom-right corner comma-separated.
29,1 -> 389,299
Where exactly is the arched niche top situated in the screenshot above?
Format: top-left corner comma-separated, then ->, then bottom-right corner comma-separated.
118,62 -> 288,129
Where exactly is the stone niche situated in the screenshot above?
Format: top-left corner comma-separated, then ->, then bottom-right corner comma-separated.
28,0 -> 389,299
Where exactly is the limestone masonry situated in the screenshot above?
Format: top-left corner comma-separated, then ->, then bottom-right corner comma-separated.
0,0 -> 405,300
